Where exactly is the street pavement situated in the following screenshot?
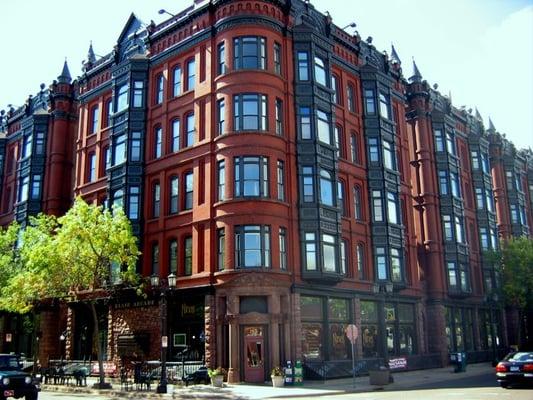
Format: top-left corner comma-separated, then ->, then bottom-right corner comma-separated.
38,362 -> 533,399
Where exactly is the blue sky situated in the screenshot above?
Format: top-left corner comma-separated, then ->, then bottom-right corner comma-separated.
1,0 -> 531,149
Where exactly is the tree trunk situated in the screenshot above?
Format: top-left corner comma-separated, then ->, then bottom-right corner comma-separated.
90,301 -> 110,389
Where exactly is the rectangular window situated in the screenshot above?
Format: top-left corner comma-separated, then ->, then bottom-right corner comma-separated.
217,229 -> 225,270
451,172 -> 461,198
340,240 -> 347,274
153,182 -> 160,218
439,171 -> 448,195
35,132 -> 45,155
303,166 -> 314,202
128,186 -> 140,219
275,98 -> 283,136
455,216 -> 464,243
155,75 -> 164,104
90,106 -> 99,134
217,160 -> 225,201
279,227 -> 287,270
104,146 -> 111,170
317,110 -> 330,145
217,42 -> 226,75
337,181 -> 345,216
331,74 -> 339,104
296,51 -> 310,81
274,42 -> 281,74
304,232 -> 317,270
391,248 -> 402,282
351,134 -> 359,163
185,113 -> 195,147
448,262 -> 457,289
31,174 -> 41,200
372,190 -> 383,222
184,172 -> 193,210
319,169 -> 334,206
133,80 -> 144,107
379,92 -> 390,119
234,36 -> 266,70
443,215 -> 453,240
184,236 -> 193,275
446,131 -> 456,156
486,190 -> 494,213
154,127 -> 162,158
113,134 -> 126,165
234,93 -> 268,131
88,153 -> 96,182
186,59 -> 195,91
235,225 -> 271,268
356,244 -> 364,279
320,234 -> 336,271
475,188 -> 484,209
314,56 -> 326,86
353,186 -> 362,220
217,99 -> 225,135
22,134 -> 32,159
171,120 -> 180,152
170,176 -> 179,214
364,89 -> 375,115
105,99 -> 113,127
18,175 -> 29,202
347,85 -> 355,112
169,240 -> 178,274
173,66 -> 182,96
387,192 -> 398,224
234,156 -> 269,198
277,160 -> 284,201
383,140 -> 395,170
129,131 -> 142,161
369,138 -> 379,162
434,129 -> 444,152
151,243 -> 160,275
480,227 -> 489,250
481,152 -> 490,174
300,107 -> 311,139
376,247 -> 387,280
116,83 -> 128,112
510,204 -> 518,223
335,126 -> 343,158
471,151 -> 479,170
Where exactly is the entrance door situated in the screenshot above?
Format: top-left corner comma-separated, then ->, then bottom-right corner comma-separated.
243,326 -> 265,382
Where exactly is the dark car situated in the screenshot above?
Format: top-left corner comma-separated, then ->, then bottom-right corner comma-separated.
0,354 -> 39,400
496,351 -> 533,388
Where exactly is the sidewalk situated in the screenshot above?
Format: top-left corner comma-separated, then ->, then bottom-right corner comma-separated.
41,362 -> 494,399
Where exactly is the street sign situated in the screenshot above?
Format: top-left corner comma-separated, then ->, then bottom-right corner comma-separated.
345,324 -> 358,343
162,335 -> 168,348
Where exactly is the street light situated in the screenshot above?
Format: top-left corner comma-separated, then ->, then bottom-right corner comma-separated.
342,22 -> 356,30
373,282 -> 394,374
158,9 -> 175,18
153,274 -> 176,394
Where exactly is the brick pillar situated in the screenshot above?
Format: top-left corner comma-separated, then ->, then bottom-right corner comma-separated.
39,308 -> 61,366
204,294 -> 216,368
269,294 -> 281,368
426,301 -> 447,366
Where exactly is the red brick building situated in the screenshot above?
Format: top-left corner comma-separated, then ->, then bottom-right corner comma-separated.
0,0 -> 532,382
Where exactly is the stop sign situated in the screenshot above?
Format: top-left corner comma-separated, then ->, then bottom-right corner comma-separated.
345,324 -> 358,343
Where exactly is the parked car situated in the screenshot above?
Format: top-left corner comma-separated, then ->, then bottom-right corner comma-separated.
0,354 -> 40,399
495,351 -> 533,388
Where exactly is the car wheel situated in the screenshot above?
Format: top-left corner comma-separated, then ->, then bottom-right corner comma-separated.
499,382 -> 509,389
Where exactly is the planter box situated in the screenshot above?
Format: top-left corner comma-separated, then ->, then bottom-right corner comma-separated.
271,375 -> 284,387
369,370 -> 390,386
211,375 -> 224,387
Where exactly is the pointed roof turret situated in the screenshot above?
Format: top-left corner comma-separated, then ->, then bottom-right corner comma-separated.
391,44 -> 401,64
488,117 -> 496,132
87,41 -> 96,64
57,59 -> 72,83
409,58 -> 422,83
475,107 -> 482,121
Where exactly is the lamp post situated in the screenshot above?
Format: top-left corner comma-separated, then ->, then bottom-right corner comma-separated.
158,9 -> 176,18
153,273 -> 176,394
487,293 -> 499,366
373,282 -> 394,369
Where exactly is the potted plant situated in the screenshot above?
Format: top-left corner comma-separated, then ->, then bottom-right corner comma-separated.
208,367 -> 226,387
271,366 -> 284,387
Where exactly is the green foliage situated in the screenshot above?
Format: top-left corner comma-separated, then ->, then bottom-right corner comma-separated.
490,237 -> 533,310
0,197 -> 140,313
208,367 -> 227,377
0,222 -> 20,289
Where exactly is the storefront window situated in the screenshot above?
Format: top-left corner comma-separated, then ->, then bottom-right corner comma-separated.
302,322 -> 323,360
361,301 -> 378,358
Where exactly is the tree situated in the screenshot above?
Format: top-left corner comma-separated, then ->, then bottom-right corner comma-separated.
0,198 -> 140,388
488,237 -> 533,348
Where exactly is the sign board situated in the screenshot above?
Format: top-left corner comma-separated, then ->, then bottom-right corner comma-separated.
345,324 -> 359,343
91,362 -> 117,377
162,335 -> 168,348
389,357 -> 407,370
5,334 -> 12,343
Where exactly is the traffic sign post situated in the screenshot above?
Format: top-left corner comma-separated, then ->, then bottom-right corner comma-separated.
345,324 -> 359,387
